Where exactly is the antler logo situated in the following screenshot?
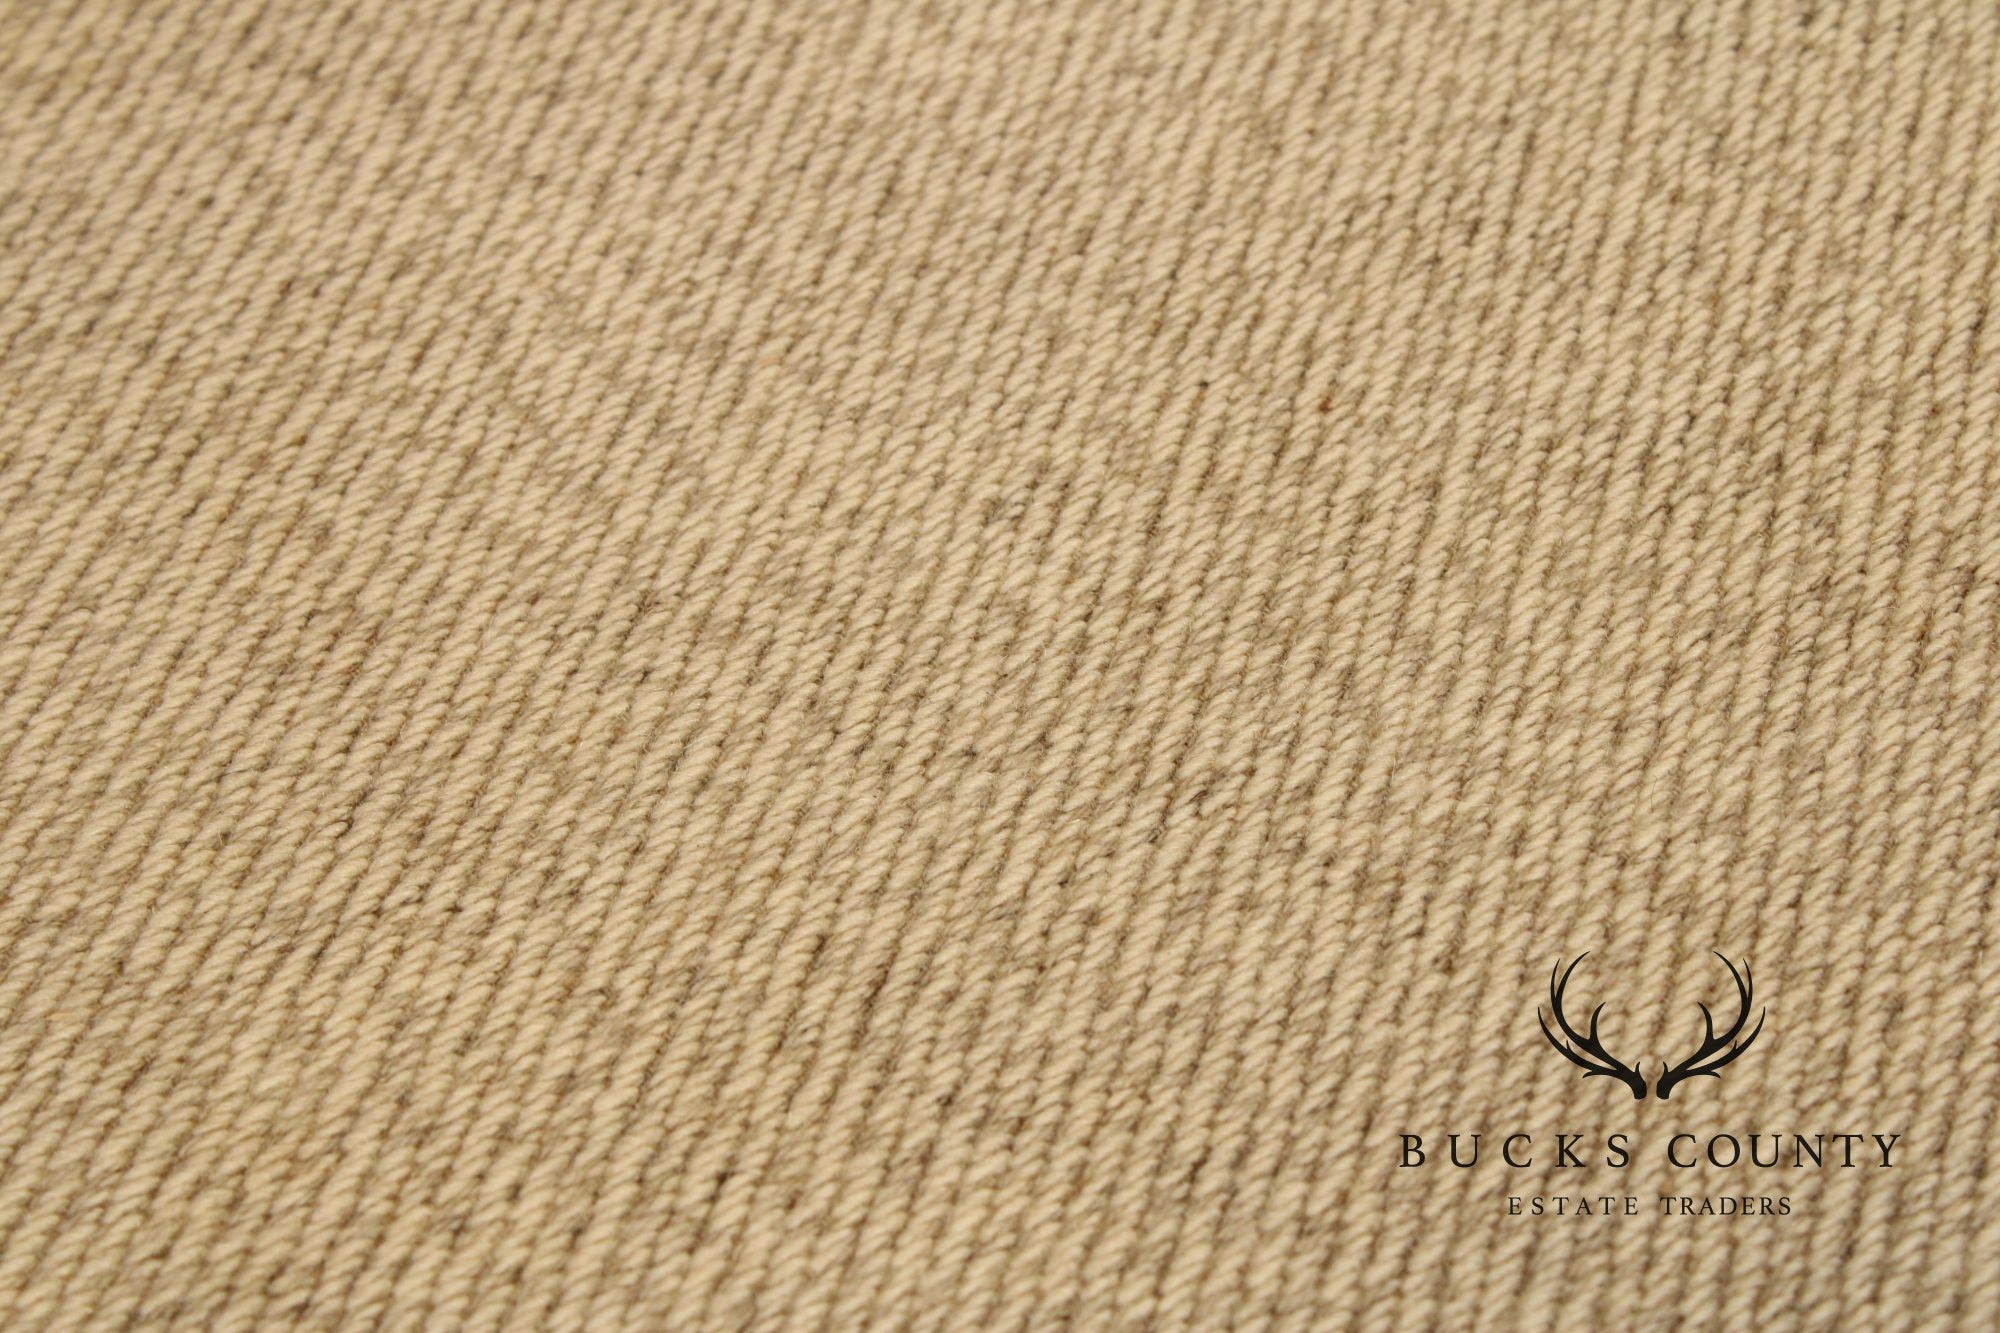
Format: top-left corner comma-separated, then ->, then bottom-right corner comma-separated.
1538,952 -> 1765,1100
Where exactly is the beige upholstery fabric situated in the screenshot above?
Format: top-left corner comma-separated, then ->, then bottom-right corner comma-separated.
2,2 -> 1996,1327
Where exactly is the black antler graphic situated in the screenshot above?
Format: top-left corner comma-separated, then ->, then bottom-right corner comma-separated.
1653,952 -> 1765,1100
1537,954 -> 1648,1100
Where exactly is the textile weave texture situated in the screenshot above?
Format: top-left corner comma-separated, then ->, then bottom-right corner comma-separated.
3,1 -> 1998,1328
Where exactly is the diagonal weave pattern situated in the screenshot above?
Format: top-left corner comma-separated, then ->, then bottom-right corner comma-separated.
2,1 -> 1998,1328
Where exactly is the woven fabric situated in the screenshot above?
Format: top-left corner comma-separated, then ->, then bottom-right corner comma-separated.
2,2 -> 1997,1328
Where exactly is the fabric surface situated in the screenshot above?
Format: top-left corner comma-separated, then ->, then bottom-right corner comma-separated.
3,1 -> 1998,1328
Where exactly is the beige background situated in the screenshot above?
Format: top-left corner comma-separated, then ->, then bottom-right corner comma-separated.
2,1 -> 1996,1327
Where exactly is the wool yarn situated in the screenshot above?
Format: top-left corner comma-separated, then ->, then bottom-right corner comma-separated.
1,1 -> 1996,1328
